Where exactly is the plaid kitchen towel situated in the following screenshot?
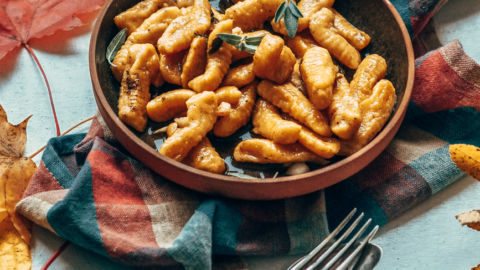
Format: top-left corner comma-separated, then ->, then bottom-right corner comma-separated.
16,1 -> 480,269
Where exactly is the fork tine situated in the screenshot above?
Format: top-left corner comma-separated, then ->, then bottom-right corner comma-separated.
305,213 -> 364,270
290,208 -> 357,270
319,219 -> 372,270
335,225 -> 379,270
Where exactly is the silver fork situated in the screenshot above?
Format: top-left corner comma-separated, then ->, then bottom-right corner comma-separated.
288,208 -> 380,270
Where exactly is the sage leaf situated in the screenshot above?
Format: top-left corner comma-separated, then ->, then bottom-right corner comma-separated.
215,33 -> 260,55
208,36 -> 224,54
106,28 -> 127,67
245,35 -> 265,46
236,42 -> 245,51
284,7 -> 298,39
217,33 -> 243,45
289,1 -> 303,18
274,1 -> 287,24
242,44 -> 258,55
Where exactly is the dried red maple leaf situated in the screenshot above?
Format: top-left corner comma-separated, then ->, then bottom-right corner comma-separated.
0,0 -> 106,136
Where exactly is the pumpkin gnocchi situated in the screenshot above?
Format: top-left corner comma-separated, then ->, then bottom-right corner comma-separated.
111,0 -> 397,177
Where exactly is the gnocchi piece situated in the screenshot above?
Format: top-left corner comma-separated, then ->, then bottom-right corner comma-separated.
274,47 -> 297,84
288,59 -> 307,96
112,7 -> 182,83
253,34 -> 283,76
257,80 -> 332,137
175,116 -> 190,127
211,7 -> 225,22
189,20 -> 233,92
230,30 -> 270,62
284,30 -> 320,59
215,86 -> 242,104
160,92 -> 218,161
223,0 -> 284,32
310,8 -> 361,69
220,62 -> 256,88
300,47 -> 338,110
339,80 -> 396,156
217,102 -> 233,116
182,137 -> 226,174
330,8 -> 371,51
114,0 -> 194,35
301,128 -> 340,159
350,54 -> 387,101
233,139 -> 327,164
158,0 -> 211,54
146,89 -> 195,122
283,114 -> 341,158
252,98 -> 302,144
253,34 -> 296,84
271,0 -> 335,36
181,36 -> 208,89
214,81 -> 258,137
167,122 -> 178,137
118,44 -> 160,132
298,126 -> 340,159
328,74 -> 362,140
160,50 -> 188,85
165,114 -> 226,174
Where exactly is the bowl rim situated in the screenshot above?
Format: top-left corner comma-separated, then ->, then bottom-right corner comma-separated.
89,0 -> 414,190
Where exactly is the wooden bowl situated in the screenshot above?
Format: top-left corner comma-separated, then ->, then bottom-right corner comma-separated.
89,0 -> 414,200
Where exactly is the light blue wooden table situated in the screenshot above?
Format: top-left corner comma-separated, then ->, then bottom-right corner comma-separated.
1,0 -> 479,269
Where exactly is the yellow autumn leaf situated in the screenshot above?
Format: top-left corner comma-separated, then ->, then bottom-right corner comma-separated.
0,207 -> 6,222
0,216 -> 31,270
0,104 -> 36,269
0,157 -> 36,245
449,144 -> 480,181
456,210 -> 480,231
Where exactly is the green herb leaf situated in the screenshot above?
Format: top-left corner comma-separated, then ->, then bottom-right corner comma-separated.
274,1 -> 288,24
216,33 -> 261,55
106,28 -> 127,67
242,44 -> 258,54
217,33 -> 243,46
208,36 -> 224,54
288,1 -> 303,18
245,35 -> 265,46
284,8 -> 298,39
